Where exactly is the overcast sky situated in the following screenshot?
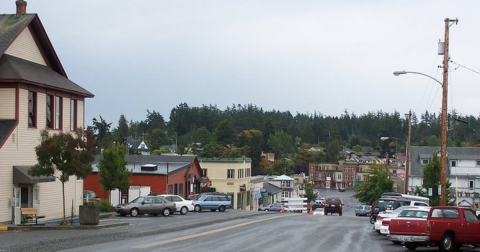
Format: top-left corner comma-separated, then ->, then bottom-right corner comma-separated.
2,1 -> 479,127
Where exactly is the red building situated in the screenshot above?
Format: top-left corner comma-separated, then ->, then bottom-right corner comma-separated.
84,155 -> 203,201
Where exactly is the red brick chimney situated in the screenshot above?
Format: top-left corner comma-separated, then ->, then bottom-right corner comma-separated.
16,0 -> 27,15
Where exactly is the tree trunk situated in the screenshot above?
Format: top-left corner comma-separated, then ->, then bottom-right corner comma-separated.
62,181 -> 66,225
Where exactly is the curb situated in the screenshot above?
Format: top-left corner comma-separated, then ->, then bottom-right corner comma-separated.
2,222 -> 129,231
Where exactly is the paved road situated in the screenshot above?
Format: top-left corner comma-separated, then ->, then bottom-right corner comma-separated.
1,189 -> 480,252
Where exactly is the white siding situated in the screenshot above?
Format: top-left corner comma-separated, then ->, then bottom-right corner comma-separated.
0,88 -> 16,119
5,27 -> 47,66
78,100 -> 84,128
0,89 -> 86,223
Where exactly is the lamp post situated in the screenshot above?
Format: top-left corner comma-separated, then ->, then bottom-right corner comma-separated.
380,136 -> 409,194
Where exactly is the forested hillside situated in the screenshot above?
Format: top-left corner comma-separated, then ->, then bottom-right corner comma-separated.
89,103 -> 480,176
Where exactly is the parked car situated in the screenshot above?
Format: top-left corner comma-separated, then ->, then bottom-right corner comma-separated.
370,198 -> 430,224
311,201 -> 324,210
338,187 -> 346,192
318,198 -> 326,204
388,207 -> 431,245
83,190 -> 100,205
374,206 -> 430,234
193,194 -> 232,212
355,205 -> 371,216
324,197 -> 343,216
157,194 -> 194,215
258,203 -> 284,212
114,195 -> 176,217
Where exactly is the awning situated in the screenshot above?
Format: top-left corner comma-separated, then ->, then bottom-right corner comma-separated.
13,166 -> 55,184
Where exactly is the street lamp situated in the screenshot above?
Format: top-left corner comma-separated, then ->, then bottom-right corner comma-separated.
381,136 -> 409,194
393,69 -> 447,204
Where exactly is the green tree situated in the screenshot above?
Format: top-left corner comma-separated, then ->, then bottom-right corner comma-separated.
326,139 -> 341,162
352,163 -> 394,205
113,114 -> 129,144
212,119 -> 236,145
414,152 -> 454,206
29,129 -> 96,224
91,115 -> 112,151
98,143 -> 131,203
200,143 -> 223,157
304,183 -> 317,203
267,130 -> 295,158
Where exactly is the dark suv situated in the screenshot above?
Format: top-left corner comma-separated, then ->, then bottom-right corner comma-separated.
324,197 -> 343,216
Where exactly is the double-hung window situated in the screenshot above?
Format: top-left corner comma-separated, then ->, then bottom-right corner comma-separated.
227,169 -> 234,179
70,99 -> 77,130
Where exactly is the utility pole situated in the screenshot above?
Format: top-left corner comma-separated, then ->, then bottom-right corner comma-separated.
405,110 -> 411,194
440,18 -> 458,206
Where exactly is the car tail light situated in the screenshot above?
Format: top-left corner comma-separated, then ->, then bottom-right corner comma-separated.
376,215 -> 384,221
382,220 -> 390,226
324,203 -> 329,207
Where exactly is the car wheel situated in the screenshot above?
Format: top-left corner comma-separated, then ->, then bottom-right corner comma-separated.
180,206 -> 188,215
194,205 -> 201,212
339,211 -> 342,216
219,206 -> 226,212
130,208 -> 139,217
439,233 -> 454,252
324,210 -> 327,215
162,208 -> 171,217
405,242 -> 418,251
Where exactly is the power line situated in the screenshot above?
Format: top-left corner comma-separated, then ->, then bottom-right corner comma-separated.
450,60 -> 480,75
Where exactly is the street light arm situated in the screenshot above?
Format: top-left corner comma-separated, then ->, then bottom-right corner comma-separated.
380,136 -> 406,144
393,71 -> 443,87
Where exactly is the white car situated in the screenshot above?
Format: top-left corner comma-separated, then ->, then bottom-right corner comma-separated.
374,206 -> 429,234
158,194 -> 194,215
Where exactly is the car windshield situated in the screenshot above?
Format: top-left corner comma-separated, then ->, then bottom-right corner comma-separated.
131,197 -> 145,203
398,209 -> 429,218
197,195 -> 207,201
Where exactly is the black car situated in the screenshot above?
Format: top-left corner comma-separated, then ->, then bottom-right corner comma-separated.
324,197 -> 343,216
311,202 -> 324,210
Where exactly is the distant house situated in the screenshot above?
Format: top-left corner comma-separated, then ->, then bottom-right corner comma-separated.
0,1 -> 94,225
269,175 -> 294,199
126,136 -> 150,155
85,155 -> 202,202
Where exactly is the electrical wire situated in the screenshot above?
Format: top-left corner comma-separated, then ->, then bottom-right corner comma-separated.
449,60 -> 480,75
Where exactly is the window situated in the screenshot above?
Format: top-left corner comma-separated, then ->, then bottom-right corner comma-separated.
201,169 -> 207,177
238,169 -> 242,179
179,183 -> 183,195
55,96 -> 62,129
469,180 -> 474,189
422,159 -> 429,165
281,181 -> 292,188
477,160 -> 480,166
70,99 -> 77,130
46,95 -> 53,128
227,169 -> 234,179
28,91 -> 36,127
451,160 -> 457,167
168,185 -> 173,194
282,191 -> 289,198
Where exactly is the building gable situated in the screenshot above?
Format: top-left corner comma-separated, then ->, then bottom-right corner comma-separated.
5,25 -> 47,66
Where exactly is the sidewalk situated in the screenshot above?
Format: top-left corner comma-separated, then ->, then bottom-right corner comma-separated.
0,212 -> 128,231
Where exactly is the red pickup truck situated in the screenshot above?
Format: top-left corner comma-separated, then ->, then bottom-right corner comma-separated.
389,206 -> 480,251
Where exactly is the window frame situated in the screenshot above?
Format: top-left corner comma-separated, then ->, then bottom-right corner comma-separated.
28,91 -> 37,127
46,95 -> 53,128
70,99 -> 77,131
55,96 -> 62,129
227,169 -> 234,179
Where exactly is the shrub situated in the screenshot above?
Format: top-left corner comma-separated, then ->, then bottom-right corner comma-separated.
99,199 -> 114,212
